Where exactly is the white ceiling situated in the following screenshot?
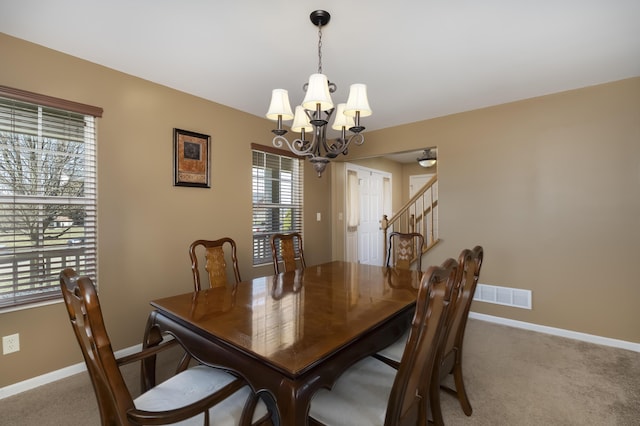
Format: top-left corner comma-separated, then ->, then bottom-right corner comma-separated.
1,0 -> 639,135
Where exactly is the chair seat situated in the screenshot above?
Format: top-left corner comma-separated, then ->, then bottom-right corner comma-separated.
309,357 -> 397,425
135,365 -> 269,425
375,329 -> 409,364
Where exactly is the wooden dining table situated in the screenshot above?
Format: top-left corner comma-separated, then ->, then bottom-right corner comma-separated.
144,260 -> 422,426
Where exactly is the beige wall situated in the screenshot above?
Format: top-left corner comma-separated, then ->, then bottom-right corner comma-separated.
0,34 -> 333,387
342,77 -> 640,344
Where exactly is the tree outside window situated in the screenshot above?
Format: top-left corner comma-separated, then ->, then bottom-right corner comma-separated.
0,92 -> 98,308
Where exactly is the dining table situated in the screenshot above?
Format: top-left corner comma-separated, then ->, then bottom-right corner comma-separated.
144,260 -> 422,426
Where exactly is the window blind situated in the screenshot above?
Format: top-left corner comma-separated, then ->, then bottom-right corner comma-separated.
251,147 -> 303,266
0,92 -> 98,309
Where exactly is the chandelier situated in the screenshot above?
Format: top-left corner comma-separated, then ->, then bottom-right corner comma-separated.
266,10 -> 372,177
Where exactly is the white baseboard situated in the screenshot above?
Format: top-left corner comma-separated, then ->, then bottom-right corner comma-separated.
2,316 -> 639,401
469,312 -> 640,353
0,344 -> 141,400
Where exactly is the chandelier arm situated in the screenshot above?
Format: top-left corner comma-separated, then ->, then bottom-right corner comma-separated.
350,132 -> 365,147
272,135 -> 317,158
323,133 -> 366,158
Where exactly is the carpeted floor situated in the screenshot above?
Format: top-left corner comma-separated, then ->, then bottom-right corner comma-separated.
1,319 -> 638,425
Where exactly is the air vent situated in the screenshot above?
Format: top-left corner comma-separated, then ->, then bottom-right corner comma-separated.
474,284 -> 532,309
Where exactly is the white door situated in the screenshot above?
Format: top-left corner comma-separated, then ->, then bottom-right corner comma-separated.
358,171 -> 383,265
409,174 -> 434,197
345,165 -> 391,266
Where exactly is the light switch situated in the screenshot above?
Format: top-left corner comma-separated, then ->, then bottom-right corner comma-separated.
316,212 -> 322,221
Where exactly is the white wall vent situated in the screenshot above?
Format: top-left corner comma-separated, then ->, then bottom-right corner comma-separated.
474,284 -> 532,310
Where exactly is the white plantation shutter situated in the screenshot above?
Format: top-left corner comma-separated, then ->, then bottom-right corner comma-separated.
0,86 -> 101,309
251,145 -> 303,266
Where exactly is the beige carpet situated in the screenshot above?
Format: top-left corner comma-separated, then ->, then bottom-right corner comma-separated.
1,319 -> 638,425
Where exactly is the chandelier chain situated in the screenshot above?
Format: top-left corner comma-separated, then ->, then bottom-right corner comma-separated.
317,24 -> 323,74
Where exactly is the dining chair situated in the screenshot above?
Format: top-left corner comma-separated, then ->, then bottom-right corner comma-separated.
430,245 -> 484,423
308,258 -> 459,426
374,246 -> 484,424
189,237 -> 242,291
386,231 -> 425,272
59,268 -> 272,426
185,238 -> 243,371
269,232 -> 306,274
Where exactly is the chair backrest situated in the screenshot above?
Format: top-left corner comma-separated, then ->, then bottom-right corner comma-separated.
440,246 -> 484,376
384,258 -> 458,425
269,232 -> 305,274
59,268 -> 135,425
189,237 -> 241,291
386,232 -> 425,272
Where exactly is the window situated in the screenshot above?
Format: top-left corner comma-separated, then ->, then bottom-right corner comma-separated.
0,86 -> 102,309
251,145 -> 303,266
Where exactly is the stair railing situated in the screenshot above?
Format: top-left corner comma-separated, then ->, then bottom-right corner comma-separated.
382,175 -> 439,265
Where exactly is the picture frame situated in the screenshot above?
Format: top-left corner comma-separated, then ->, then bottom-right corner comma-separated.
173,128 -> 211,188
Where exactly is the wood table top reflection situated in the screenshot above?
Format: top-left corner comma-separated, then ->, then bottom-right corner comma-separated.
148,261 -> 421,425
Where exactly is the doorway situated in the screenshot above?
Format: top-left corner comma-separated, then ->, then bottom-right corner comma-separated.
345,164 -> 391,266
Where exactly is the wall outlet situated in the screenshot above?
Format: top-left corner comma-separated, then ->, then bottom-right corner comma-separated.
3,333 -> 20,354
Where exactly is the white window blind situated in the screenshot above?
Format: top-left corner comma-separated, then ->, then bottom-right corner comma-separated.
252,146 -> 303,266
0,88 -> 100,309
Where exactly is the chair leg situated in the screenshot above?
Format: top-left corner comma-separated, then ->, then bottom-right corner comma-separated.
141,321 -> 163,391
452,361 -> 472,416
429,373 -> 445,426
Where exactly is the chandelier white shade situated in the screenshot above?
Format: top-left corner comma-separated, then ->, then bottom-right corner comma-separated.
331,103 -> 355,131
291,106 -> 313,133
344,84 -> 372,117
302,74 -> 334,111
266,10 -> 372,177
266,89 -> 294,120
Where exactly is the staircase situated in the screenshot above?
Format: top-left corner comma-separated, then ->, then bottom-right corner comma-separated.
382,175 -> 439,264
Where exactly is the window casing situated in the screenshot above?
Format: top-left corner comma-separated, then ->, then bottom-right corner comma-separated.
0,87 -> 100,309
252,146 -> 303,266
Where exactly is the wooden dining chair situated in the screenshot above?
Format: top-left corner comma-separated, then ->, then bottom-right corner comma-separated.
185,238 -> 242,371
189,237 -> 242,291
269,232 -> 306,274
308,258 -> 459,426
59,268 -> 272,426
386,231 -> 425,272
430,245 -> 484,423
374,246 -> 484,425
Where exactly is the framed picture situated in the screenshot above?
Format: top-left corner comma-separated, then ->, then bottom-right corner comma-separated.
173,128 -> 211,188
